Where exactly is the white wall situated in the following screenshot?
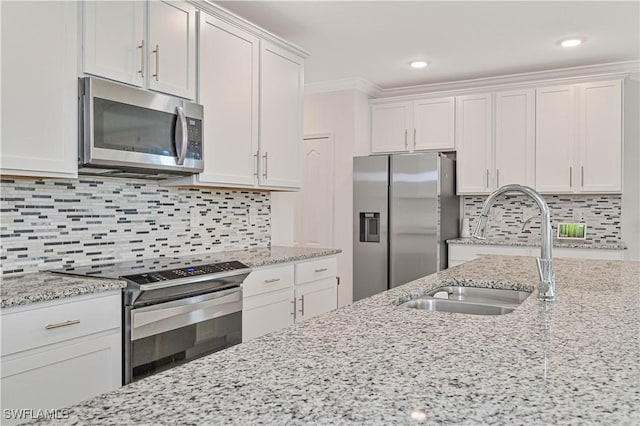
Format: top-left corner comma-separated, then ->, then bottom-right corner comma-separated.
302,90 -> 370,307
622,75 -> 640,260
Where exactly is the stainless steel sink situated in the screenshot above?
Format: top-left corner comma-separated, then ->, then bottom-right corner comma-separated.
401,298 -> 515,315
426,286 -> 531,308
400,286 -> 531,315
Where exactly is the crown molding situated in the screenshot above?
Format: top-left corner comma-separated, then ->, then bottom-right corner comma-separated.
195,1 -> 309,58
305,61 -> 640,99
373,60 -> 640,99
304,77 -> 382,96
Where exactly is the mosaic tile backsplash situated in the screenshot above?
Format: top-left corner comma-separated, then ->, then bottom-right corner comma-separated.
0,177 -> 270,276
462,194 -> 621,243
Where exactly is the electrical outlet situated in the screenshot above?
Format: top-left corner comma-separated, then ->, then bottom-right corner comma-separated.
249,207 -> 259,225
190,207 -> 199,229
573,208 -> 586,223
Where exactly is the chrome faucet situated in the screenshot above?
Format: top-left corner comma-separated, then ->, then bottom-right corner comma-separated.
472,184 -> 556,301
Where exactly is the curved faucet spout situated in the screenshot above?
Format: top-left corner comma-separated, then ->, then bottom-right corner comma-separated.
471,184 -> 556,301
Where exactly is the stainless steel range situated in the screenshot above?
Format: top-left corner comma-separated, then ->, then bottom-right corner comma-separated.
55,255 -> 251,384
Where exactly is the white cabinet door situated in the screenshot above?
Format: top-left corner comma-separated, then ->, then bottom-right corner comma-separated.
259,41 -> 304,189
148,0 -> 196,99
242,288 -> 294,342
413,97 -> 455,151
197,13 -> 259,186
456,93 -> 493,194
371,102 -> 412,153
295,278 -> 337,323
535,85 -> 575,193
83,0 -> 145,87
495,89 -> 535,188
1,333 -> 121,425
0,1 -> 77,178
577,80 -> 622,193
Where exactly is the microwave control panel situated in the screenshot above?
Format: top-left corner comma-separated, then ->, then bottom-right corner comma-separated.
186,118 -> 203,160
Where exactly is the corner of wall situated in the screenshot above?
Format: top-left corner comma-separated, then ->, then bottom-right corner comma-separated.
622,78 -> 640,260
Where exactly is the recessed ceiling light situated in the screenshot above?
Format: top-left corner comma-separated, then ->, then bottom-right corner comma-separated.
560,39 -> 583,48
410,61 -> 428,69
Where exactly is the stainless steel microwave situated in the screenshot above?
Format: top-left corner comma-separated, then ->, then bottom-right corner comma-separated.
79,77 -> 204,179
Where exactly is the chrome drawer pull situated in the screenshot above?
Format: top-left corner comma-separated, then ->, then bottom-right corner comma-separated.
264,278 -> 280,284
314,268 -> 328,273
45,319 -> 80,330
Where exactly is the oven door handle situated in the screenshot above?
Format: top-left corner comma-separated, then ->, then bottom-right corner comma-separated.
131,288 -> 241,341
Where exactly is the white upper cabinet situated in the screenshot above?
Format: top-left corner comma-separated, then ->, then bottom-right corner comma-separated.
371,102 -> 413,153
413,97 -> 455,151
194,13 -> 259,186
577,80 -> 622,193
494,89 -> 535,188
1,1 -> 78,178
147,0 -> 197,100
536,80 -> 622,194
83,1 -> 145,87
259,41 -> 304,189
371,96 -> 455,153
82,0 -> 196,100
456,93 -> 493,194
535,85 -> 575,193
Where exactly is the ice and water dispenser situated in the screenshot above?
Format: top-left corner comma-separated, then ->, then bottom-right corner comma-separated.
359,212 -> 380,243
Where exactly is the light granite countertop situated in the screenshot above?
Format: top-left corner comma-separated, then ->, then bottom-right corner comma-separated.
0,273 -> 126,309
447,237 -> 627,250
0,246 -> 341,309
34,255 -> 639,425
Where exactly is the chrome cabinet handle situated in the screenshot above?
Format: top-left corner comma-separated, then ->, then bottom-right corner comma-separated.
262,152 -> 268,179
298,295 -> 305,316
404,129 -> 408,149
138,40 -> 144,77
152,44 -> 159,81
413,128 -> 417,149
486,170 -> 490,188
45,319 -> 80,330
253,152 -> 259,177
315,267 -> 328,273
264,278 -> 280,284
290,299 -> 296,317
496,169 -> 500,187
569,166 -> 573,188
581,166 -> 584,188
175,106 -> 188,165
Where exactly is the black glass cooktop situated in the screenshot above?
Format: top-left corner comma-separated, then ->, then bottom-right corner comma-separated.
53,255 -> 250,284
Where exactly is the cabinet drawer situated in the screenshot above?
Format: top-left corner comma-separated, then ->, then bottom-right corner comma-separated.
1,292 -> 121,357
295,256 -> 338,285
242,265 -> 294,297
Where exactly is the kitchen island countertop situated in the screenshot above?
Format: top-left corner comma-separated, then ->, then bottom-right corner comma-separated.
34,255 -> 639,425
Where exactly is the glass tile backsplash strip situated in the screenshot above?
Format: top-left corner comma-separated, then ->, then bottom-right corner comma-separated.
0,177 -> 270,275
462,194 -> 621,243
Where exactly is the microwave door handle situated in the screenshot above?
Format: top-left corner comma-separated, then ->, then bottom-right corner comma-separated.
175,106 -> 188,165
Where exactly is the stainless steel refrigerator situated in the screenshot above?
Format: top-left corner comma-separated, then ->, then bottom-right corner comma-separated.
353,153 -> 459,301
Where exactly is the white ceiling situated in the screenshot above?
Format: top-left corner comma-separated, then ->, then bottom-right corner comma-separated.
215,1 -> 640,89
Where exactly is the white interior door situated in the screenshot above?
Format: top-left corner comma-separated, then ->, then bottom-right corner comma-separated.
294,134 -> 335,248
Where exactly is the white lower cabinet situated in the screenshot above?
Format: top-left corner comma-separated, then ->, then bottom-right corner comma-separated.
0,292 -> 122,425
242,264 -> 295,342
242,256 -> 338,342
448,243 -> 624,268
294,278 -> 337,323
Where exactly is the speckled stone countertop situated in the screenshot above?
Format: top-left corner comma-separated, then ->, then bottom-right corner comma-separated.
0,273 -> 126,309
34,255 -> 639,425
447,237 -> 627,250
0,246 -> 340,309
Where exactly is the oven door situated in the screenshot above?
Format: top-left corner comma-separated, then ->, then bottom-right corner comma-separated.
125,286 -> 241,384
79,77 -> 204,174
